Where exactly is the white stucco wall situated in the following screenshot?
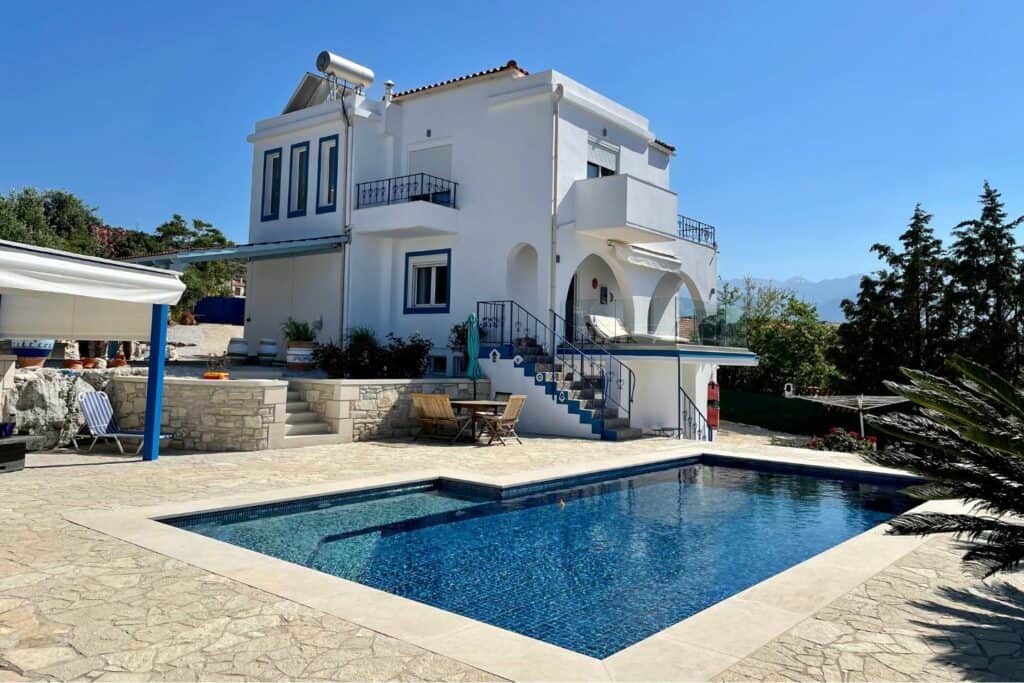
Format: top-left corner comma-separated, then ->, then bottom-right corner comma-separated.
242,63 -> 723,426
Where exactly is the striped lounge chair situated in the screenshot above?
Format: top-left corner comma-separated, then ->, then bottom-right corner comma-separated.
74,392 -> 173,455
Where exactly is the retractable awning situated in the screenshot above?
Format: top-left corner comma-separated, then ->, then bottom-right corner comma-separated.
0,239 -> 185,461
126,234 -> 348,271
0,240 -> 185,340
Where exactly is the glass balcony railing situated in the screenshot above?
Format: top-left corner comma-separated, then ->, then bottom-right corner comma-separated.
355,173 -> 458,210
562,295 -> 747,348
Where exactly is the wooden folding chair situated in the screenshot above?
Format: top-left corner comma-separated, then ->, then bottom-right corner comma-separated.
478,395 -> 526,445
411,393 -> 471,443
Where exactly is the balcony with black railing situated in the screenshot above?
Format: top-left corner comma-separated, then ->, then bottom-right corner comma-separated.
677,215 -> 716,249
355,173 -> 458,210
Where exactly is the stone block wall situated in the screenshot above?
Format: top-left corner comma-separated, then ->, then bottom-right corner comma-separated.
112,377 -> 287,451
288,378 -> 490,441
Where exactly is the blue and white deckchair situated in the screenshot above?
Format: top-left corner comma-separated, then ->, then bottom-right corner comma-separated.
74,392 -> 173,455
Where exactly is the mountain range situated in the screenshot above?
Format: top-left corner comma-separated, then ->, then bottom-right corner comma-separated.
721,274 -> 863,322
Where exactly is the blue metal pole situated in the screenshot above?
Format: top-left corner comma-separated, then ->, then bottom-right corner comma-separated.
141,304 -> 168,462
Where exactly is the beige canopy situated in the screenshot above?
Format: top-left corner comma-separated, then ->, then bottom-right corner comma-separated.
0,240 -> 185,340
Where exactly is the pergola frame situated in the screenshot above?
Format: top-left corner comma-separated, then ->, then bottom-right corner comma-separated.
0,240 -> 185,461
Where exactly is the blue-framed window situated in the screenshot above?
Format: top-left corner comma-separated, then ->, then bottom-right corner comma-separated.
404,248 -> 451,314
287,141 -> 310,218
260,148 -> 282,221
316,134 -> 339,214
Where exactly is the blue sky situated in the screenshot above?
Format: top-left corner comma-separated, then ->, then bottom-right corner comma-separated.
1,0 -> 1021,281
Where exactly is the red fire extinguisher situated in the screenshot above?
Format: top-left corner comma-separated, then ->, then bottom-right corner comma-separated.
707,381 -> 720,429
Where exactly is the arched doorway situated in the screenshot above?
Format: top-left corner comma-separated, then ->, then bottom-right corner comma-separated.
506,243 -> 539,314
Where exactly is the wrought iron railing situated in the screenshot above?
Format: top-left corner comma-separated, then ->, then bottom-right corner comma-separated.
476,300 -> 631,430
677,215 -> 716,248
355,173 -> 458,209
678,386 -> 713,441
551,309 -> 635,427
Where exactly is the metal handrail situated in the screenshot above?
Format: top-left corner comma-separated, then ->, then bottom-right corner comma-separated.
550,309 -> 635,426
355,173 -> 458,209
475,300 -> 606,416
677,214 -> 716,248
678,386 -> 713,441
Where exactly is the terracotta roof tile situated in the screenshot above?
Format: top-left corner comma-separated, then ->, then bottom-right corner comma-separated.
652,138 -> 676,153
392,60 -> 528,100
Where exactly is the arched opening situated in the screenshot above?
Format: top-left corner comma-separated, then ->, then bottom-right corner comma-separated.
506,243 -> 540,314
673,273 -> 707,343
648,272 -> 684,337
563,253 -> 633,342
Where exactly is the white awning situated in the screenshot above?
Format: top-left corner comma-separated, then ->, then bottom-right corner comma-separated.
611,242 -> 682,274
0,240 -> 185,340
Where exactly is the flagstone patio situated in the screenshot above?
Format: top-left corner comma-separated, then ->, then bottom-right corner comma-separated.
0,435 -> 1020,681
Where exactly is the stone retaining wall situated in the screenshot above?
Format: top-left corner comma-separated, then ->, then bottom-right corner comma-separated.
112,377 -> 287,451
288,378 -> 490,441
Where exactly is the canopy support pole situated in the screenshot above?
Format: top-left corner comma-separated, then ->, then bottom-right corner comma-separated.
141,304 -> 168,462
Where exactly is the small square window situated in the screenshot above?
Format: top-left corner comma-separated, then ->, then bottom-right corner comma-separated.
261,148 -> 282,221
404,249 -> 451,314
288,142 -> 309,218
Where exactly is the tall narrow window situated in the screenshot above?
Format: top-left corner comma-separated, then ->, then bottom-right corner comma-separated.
316,134 -> 339,214
288,141 -> 309,218
261,148 -> 282,221
404,249 -> 451,314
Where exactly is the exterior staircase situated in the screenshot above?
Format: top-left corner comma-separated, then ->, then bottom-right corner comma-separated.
511,337 -> 642,441
281,384 -> 340,446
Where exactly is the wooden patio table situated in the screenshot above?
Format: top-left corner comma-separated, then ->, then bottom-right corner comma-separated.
450,400 -> 508,441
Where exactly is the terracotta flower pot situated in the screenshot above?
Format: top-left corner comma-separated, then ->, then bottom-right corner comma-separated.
81,358 -> 99,369
63,360 -> 84,371
202,372 -> 229,380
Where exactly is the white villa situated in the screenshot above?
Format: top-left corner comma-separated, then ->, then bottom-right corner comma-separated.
138,52 -> 757,441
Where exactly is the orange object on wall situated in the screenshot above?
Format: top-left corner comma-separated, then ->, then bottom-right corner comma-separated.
707,381 -> 720,402
707,406 -> 720,429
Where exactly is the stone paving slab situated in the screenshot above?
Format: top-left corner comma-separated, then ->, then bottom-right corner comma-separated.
0,435 -> 1021,681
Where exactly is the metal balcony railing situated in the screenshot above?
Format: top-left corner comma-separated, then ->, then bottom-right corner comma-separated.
677,215 -> 716,248
355,173 -> 458,210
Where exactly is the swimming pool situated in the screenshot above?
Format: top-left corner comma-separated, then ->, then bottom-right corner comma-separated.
166,457 -> 916,658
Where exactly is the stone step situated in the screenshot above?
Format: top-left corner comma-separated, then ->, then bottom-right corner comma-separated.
603,417 -> 630,430
280,432 -> 346,449
285,421 -> 331,436
285,411 -> 320,424
606,427 -> 643,441
286,390 -> 301,402
285,400 -> 309,412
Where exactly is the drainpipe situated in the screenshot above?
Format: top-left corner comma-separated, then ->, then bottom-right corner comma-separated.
339,89 -> 354,343
548,83 -> 564,367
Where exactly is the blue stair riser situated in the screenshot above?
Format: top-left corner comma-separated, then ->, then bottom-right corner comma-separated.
516,356 -> 620,439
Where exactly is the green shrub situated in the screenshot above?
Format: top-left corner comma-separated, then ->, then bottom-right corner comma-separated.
282,317 -> 322,342
805,427 -> 877,453
384,333 -> 433,378
313,328 -> 433,379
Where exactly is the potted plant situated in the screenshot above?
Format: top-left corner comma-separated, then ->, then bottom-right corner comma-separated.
282,317 -> 322,371
11,339 -> 54,368
202,353 -> 230,380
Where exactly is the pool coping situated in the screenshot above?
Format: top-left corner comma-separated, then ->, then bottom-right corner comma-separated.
65,446 -> 962,682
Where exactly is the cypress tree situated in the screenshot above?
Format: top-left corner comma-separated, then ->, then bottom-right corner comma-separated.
946,182 -> 1023,377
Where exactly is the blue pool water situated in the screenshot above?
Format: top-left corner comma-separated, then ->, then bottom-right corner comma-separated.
167,458 -> 915,658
